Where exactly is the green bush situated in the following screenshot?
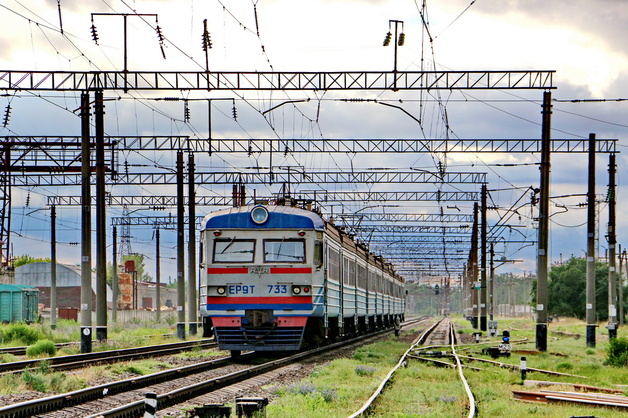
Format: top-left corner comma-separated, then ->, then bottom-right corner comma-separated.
2,323 -> 42,345
22,370 -> 47,392
0,353 -> 17,363
605,336 -> 628,367
26,340 -> 57,358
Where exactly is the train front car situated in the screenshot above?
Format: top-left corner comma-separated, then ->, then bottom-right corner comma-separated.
200,204 -> 324,356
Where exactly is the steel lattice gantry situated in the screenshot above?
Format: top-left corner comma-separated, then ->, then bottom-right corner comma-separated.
1,136 -> 617,155
48,190 -> 480,207
0,70 -> 555,91
11,170 -> 486,186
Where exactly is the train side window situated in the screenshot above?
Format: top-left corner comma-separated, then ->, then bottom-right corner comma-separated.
314,241 -> 323,268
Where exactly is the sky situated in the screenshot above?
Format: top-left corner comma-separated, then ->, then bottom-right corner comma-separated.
1,0 -> 627,284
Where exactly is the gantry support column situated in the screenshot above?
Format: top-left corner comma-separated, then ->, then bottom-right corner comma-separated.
80,91 -> 93,353
536,91 -> 552,352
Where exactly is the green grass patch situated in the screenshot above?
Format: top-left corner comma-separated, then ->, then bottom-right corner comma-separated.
26,339 -> 57,358
269,316 -> 628,417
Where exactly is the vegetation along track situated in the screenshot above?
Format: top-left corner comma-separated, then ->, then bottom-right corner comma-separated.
348,317 -> 477,417
0,339 -> 216,374
0,320 -> 423,418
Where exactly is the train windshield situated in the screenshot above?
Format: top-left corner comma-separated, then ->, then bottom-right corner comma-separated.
213,239 -> 255,263
264,239 -> 306,263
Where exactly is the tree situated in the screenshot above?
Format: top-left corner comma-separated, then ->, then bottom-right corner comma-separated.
106,253 -> 153,286
13,255 -> 51,268
544,257 -> 609,320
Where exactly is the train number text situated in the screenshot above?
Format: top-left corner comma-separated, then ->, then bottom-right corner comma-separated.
267,284 -> 288,294
228,285 -> 255,295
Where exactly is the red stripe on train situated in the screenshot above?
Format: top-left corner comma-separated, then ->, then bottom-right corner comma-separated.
207,296 -> 312,304
207,268 -> 248,274
270,267 -> 312,274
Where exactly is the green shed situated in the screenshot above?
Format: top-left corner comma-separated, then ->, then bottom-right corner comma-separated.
0,284 -> 40,323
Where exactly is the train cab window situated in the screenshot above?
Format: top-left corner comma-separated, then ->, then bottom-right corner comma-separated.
213,239 -> 255,263
264,239 -> 306,263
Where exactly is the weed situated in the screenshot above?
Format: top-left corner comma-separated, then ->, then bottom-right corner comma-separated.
354,365 -> 376,376
605,336 -> 628,367
0,353 -> 17,363
35,360 -> 52,374
0,374 -> 24,394
164,314 -> 177,326
1,323 -> 42,345
22,370 -> 48,392
26,340 -> 57,358
555,361 -> 573,371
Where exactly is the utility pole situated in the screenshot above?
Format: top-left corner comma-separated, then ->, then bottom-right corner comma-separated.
80,91 -> 92,354
607,153 -> 617,338
176,151 -> 186,340
536,90 -> 552,352
586,133 -> 597,347
95,90 -> 107,342
156,229 -> 161,323
620,247 -> 625,326
112,226 -> 117,323
480,184 -> 487,331
471,201 -> 479,329
50,205 -> 57,330
489,242 -> 494,321
188,153 -> 198,335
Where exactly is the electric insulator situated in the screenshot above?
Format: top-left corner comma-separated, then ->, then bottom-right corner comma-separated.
398,33 -> 405,46
607,188 -> 615,202
156,25 -> 166,59
202,31 -> 213,51
90,23 -> 99,45
383,31 -> 392,46
156,25 -> 165,45
232,104 -> 237,121
184,102 -> 191,123
2,104 -> 10,127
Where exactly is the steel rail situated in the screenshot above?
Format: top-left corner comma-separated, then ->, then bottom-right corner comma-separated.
0,339 -> 214,374
0,321 -> 422,418
0,350 -> 240,418
449,321 -> 477,418
347,317 -> 440,417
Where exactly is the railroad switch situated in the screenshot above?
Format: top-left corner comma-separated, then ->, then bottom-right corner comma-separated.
418,350 -> 450,358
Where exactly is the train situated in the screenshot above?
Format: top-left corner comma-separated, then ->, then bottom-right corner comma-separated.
199,203 -> 406,356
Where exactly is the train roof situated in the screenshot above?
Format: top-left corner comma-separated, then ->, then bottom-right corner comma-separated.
201,205 -> 325,230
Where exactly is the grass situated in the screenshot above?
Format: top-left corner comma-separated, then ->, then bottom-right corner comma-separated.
266,316 -> 628,418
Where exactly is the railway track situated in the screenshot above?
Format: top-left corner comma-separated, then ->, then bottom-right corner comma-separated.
0,321 -> 421,418
0,339 -> 216,375
0,334 -> 175,357
349,317 -> 476,417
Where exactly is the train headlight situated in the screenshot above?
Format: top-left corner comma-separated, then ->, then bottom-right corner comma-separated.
251,205 -> 269,224
216,286 -> 226,295
292,285 -> 301,295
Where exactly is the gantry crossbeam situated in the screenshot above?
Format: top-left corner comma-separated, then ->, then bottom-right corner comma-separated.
3,136 -> 616,154
12,170 -> 486,186
336,213 -> 473,223
0,70 -> 555,91
48,190 -> 480,206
